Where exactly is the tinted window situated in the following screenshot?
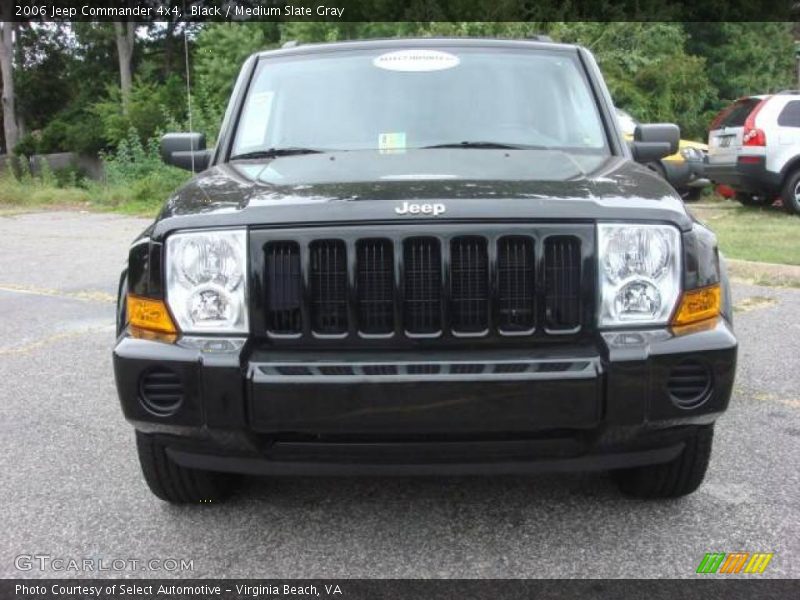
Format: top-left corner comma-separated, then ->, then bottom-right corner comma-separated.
778,100 -> 800,127
718,98 -> 761,128
232,48 -> 609,157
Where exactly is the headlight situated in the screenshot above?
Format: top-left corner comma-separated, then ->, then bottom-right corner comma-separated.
680,147 -> 703,161
166,229 -> 248,333
598,224 -> 681,327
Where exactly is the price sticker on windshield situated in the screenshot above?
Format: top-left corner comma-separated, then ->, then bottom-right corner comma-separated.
373,50 -> 460,72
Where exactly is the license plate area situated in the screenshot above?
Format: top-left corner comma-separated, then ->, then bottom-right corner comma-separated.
718,135 -> 734,148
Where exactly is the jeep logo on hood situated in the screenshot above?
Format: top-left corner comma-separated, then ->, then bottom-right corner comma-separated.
395,202 -> 446,216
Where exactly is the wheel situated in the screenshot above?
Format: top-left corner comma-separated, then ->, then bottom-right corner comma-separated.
780,169 -> 800,214
612,426 -> 714,499
735,192 -> 768,207
681,187 -> 704,202
135,432 -> 236,504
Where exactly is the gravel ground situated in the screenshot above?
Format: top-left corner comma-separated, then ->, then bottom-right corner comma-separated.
0,211 -> 797,579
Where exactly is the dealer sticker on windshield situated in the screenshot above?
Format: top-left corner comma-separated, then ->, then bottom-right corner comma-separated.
378,132 -> 407,153
373,49 -> 460,72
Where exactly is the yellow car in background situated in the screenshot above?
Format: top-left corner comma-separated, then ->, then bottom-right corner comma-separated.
617,108 -> 710,201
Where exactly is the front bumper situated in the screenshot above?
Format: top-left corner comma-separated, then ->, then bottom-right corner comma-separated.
113,320 -> 737,475
662,158 -> 709,191
705,157 -> 781,195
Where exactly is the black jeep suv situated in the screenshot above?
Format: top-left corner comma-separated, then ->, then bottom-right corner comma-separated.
113,38 -> 737,503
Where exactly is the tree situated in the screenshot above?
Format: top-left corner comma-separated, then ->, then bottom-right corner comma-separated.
113,21 -> 136,110
0,13 -> 18,152
552,22 -> 716,139
684,22 -> 795,107
194,23 -> 279,114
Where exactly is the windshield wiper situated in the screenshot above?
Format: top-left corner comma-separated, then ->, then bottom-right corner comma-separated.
230,147 -> 324,160
421,141 -> 547,150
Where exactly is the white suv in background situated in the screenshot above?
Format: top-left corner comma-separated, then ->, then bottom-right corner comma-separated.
707,91 -> 800,214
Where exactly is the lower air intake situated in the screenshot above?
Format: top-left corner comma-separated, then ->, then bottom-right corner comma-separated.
139,367 -> 183,416
668,360 -> 712,409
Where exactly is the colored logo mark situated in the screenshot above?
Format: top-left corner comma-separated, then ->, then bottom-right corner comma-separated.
697,552 -> 774,574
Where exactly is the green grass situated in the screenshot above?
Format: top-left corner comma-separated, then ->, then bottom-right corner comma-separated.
0,169 -> 186,217
690,202 -> 800,266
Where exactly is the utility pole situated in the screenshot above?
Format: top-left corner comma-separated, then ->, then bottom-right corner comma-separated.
796,41 -> 800,89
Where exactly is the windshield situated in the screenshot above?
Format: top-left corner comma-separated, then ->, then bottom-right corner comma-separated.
231,47 -> 609,157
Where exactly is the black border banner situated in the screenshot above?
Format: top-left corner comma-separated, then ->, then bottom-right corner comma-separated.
2,579 -> 799,600
1,0 -> 798,23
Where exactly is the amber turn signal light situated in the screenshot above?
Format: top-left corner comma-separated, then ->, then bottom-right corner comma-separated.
671,284 -> 721,326
127,294 -> 178,334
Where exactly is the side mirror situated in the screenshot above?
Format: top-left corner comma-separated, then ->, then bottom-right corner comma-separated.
160,133 -> 211,172
630,123 -> 680,162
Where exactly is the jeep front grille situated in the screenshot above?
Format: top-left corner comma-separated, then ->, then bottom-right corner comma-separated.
257,225 -> 591,343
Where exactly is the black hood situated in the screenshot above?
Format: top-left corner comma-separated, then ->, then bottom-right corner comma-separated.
151,149 -> 691,238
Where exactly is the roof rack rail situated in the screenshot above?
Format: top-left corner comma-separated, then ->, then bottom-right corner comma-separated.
776,89 -> 800,95
527,35 -> 553,42
282,40 -> 299,49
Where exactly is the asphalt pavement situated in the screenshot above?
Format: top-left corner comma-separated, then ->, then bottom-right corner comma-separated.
0,211 -> 798,579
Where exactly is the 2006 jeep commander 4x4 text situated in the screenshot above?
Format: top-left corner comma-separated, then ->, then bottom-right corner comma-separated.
113,38 -> 737,503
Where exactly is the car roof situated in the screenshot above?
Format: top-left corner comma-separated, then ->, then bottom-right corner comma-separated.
254,37 -> 582,60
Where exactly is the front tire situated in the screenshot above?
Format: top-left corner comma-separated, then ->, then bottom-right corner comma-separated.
780,169 -> 800,214
136,432 -> 236,504
612,427 -> 714,499
681,187 -> 704,202
735,191 -> 769,207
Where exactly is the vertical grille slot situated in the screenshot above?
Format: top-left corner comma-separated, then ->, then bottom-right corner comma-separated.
265,241 -> 302,334
403,237 -> 442,334
497,236 -> 535,332
450,363 -> 485,374
407,364 -> 441,375
309,240 -> 348,334
544,236 -> 582,331
450,237 -> 489,333
356,239 -> 394,334
362,364 -> 398,375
